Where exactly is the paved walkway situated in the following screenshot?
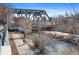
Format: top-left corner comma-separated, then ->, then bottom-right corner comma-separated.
9,32 -> 35,55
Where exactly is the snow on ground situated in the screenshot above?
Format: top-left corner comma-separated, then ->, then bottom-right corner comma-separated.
40,35 -> 79,55
28,33 -> 79,55
1,45 -> 11,55
10,32 -> 79,55
12,33 -> 35,55
55,41 -> 79,55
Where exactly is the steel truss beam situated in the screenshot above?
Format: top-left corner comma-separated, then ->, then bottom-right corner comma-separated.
12,9 -> 50,21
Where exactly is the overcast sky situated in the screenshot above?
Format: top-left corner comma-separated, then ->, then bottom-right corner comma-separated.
6,3 -> 79,17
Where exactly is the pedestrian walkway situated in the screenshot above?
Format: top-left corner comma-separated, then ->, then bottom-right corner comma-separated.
9,32 -> 35,55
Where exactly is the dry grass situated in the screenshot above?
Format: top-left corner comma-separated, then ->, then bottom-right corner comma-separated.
23,32 -> 79,55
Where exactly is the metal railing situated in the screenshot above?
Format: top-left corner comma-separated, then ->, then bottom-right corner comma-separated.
0,25 -> 7,46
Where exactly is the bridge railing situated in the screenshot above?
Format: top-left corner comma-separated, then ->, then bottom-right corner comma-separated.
0,25 -> 7,46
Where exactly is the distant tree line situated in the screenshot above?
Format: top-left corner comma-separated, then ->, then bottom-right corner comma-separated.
50,12 -> 79,35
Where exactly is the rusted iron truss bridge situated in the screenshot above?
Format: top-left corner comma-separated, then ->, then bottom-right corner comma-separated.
12,8 -> 50,21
